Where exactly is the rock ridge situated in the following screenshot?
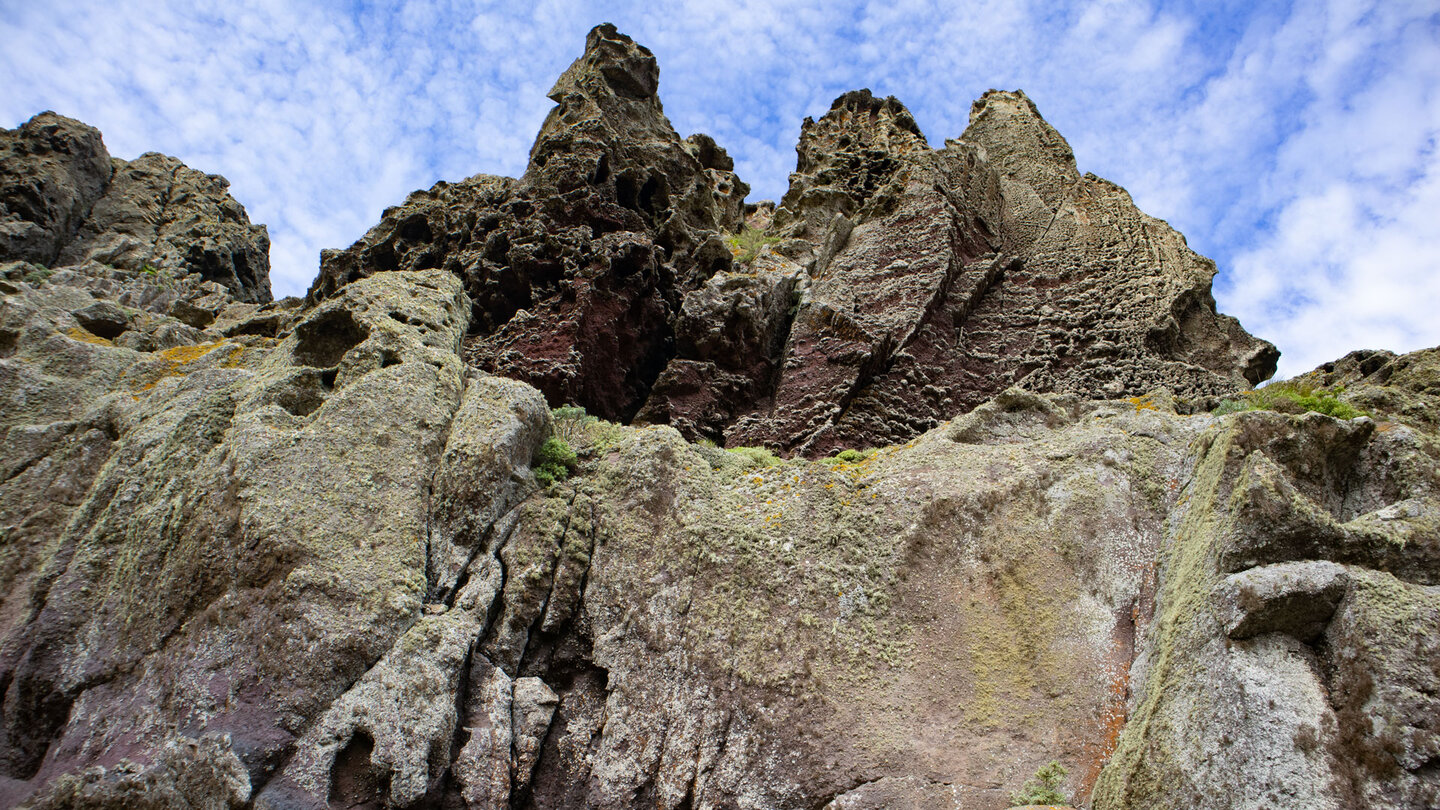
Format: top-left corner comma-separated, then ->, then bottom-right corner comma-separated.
313,29 -> 1276,455
7,21 -> 1433,810
1,112 -> 272,303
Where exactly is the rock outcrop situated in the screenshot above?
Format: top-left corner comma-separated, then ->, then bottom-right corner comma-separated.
310,23 -> 745,423
2,21 -> 1435,810
1,112 -> 272,303
315,28 -> 1275,455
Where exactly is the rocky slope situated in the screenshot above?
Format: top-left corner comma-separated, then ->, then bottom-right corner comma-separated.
0,22 -> 1435,810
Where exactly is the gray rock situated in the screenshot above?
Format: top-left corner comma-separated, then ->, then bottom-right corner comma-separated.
0,113 -> 112,266
1215,561 -> 1349,641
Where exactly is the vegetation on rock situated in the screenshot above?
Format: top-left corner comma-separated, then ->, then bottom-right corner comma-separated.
1213,379 -> 1364,419
723,226 -> 781,263
1010,760 -> 1070,806
532,435 -> 577,487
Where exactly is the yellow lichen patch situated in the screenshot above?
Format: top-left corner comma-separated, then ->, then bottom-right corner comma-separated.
63,326 -> 114,347
1127,395 -> 1156,412
131,341 -> 236,391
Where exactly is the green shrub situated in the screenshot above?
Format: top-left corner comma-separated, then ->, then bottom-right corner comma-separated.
533,435 -> 577,487
1009,760 -> 1069,806
1212,380 -> 1364,420
726,445 -> 781,467
724,227 -> 782,264
824,448 -> 873,464
22,267 -> 52,286
550,405 -> 625,457
552,405 -> 597,445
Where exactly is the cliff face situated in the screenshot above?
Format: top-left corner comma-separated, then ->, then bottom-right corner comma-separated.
0,22 -> 1435,810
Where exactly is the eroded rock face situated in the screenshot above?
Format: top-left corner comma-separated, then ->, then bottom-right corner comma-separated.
704,89 -> 1279,455
4,20 -> 1435,810
310,23 -> 745,423
0,113 -> 272,303
312,27 -> 1273,454
2,227 -> 1437,809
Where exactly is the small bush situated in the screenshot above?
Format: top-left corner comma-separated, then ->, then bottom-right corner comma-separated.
533,435 -> 577,487
22,267 -> 53,286
552,405 -> 597,446
724,227 -> 782,264
824,448 -> 873,464
550,405 -> 625,457
1212,380 -> 1364,420
726,445 -> 781,467
1009,760 -> 1069,807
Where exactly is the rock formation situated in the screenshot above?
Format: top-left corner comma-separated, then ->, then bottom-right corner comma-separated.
0,22 -> 1435,810
1,112 -> 272,303
314,27 -> 1276,454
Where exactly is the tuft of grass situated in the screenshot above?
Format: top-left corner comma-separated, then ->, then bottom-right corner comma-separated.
724,226 -> 782,264
533,435 -> 577,487
1009,760 -> 1069,807
1212,380 -> 1364,420
823,448 -> 874,465
725,445 -> 781,467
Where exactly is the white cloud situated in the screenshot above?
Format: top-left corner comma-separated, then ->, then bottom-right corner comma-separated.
2,0 -> 1435,377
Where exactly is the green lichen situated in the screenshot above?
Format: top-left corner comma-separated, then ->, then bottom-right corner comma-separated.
1091,421 -> 1247,808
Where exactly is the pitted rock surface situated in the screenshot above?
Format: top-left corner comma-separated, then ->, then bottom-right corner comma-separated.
310,23 -> 746,423
312,33 -> 1273,454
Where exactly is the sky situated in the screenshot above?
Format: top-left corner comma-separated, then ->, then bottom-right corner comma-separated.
2,0 -> 1436,379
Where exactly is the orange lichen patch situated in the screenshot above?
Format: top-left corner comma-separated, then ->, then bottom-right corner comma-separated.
130,341 -> 237,391
63,326 -> 114,347
1126,395 -> 1156,412
1080,655 -> 1130,795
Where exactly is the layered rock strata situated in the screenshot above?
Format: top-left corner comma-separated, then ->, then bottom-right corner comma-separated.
1,113 -> 272,303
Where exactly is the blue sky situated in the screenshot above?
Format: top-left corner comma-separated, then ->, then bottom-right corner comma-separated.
3,0 -> 1437,378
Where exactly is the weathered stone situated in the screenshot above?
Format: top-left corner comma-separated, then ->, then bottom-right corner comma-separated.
19,734 -> 249,810
311,24 -> 744,424
1215,561 -> 1348,641
4,22 -> 1440,810
0,114 -> 271,303
0,113 -> 112,267
0,270 -> 470,802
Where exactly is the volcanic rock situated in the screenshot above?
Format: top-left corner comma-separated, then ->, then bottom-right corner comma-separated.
310,23 -> 745,423
3,21 -> 1436,810
1,113 -> 272,303
315,33 -> 1274,455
